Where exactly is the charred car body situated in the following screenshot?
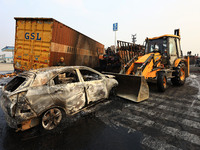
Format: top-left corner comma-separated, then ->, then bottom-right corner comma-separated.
0,66 -> 118,131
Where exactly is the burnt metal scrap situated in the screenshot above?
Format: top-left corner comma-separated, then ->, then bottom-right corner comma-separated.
0,66 -> 118,131
99,47 -> 121,73
117,40 -> 145,68
0,72 -> 17,79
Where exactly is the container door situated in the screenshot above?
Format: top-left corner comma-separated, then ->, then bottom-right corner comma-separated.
14,19 -> 53,71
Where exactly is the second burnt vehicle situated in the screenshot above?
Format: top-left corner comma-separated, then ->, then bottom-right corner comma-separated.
0,66 -> 118,131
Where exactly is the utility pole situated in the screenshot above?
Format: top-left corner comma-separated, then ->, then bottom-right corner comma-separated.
132,34 -> 137,44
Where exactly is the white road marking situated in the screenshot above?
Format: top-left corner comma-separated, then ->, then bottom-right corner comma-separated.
104,118 -> 181,150
149,93 -> 200,106
191,100 -> 196,107
141,135 -> 181,150
156,104 -> 200,121
119,112 -> 200,146
125,104 -> 200,129
144,98 -> 200,114
187,74 -> 200,100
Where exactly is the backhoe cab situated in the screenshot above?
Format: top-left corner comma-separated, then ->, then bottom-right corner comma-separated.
112,29 -> 189,102
140,29 -> 189,83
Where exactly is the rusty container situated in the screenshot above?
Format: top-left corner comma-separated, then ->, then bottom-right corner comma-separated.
14,17 -> 104,71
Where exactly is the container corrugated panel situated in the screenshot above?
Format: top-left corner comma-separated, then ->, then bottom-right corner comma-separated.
14,17 -> 104,71
50,20 -> 104,68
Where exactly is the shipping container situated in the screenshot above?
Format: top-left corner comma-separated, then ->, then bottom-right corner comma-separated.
14,17 -> 104,71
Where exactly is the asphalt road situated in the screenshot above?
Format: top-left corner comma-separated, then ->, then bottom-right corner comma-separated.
0,66 -> 199,150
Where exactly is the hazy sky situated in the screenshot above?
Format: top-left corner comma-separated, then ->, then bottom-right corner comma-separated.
0,0 -> 199,55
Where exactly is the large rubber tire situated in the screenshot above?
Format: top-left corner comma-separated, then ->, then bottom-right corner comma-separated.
41,108 -> 63,130
171,63 -> 186,86
157,72 -> 167,92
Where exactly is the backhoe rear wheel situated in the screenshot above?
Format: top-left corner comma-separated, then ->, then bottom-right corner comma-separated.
171,63 -> 186,86
157,72 -> 167,92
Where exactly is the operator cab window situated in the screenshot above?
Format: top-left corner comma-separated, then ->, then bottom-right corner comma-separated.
169,38 -> 177,56
53,70 -> 79,85
146,38 -> 167,54
176,38 -> 182,57
79,69 -> 102,81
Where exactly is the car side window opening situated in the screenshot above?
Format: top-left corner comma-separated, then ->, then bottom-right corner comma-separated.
53,70 -> 79,85
79,69 -> 102,81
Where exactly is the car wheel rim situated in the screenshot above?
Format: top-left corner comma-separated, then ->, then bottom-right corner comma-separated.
42,108 -> 62,130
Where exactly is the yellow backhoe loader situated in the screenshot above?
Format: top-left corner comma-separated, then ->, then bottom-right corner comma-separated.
110,29 -> 189,102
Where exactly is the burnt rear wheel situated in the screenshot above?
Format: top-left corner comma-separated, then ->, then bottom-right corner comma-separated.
157,72 -> 167,92
42,108 -> 62,130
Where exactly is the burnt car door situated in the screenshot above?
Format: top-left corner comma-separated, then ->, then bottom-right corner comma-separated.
78,69 -> 107,104
49,69 -> 86,114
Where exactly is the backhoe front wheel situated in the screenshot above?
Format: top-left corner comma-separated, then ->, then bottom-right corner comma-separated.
171,63 -> 186,86
157,72 -> 167,92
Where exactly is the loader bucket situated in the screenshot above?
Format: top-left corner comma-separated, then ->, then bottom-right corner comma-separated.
105,73 -> 149,102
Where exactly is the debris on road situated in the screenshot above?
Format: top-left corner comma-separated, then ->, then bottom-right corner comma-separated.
0,72 -> 16,79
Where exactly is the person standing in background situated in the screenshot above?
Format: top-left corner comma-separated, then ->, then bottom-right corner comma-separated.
56,57 -> 66,66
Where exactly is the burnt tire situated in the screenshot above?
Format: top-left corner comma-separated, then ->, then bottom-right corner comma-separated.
157,72 -> 167,92
171,63 -> 186,86
41,108 -> 63,130
109,87 -> 117,99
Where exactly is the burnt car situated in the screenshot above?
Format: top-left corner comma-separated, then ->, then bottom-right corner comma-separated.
0,66 -> 118,131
